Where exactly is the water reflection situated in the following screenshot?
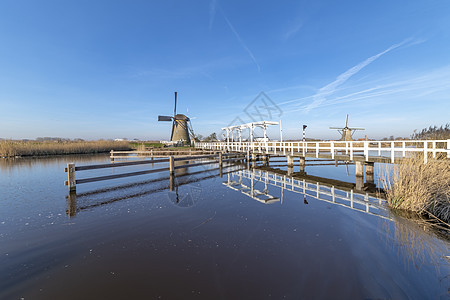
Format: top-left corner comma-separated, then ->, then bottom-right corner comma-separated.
227,166 -> 449,280
65,164 -> 244,216
0,154 -> 109,173
383,210 -> 450,271
224,167 -> 391,220
2,156 -> 449,299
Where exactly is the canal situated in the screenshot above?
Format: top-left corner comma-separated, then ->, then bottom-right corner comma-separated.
0,155 -> 449,299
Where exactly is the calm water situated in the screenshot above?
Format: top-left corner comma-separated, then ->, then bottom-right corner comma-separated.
0,155 -> 449,299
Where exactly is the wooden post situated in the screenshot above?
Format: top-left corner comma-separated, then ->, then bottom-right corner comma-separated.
299,157 -> 305,166
67,163 -> 76,192
355,161 -> 364,177
447,139 -> 450,159
169,156 -> 174,174
219,152 -> 223,166
355,176 -> 364,191
110,150 -> 114,161
252,152 -> 257,161
286,155 -> 294,167
366,162 -> 374,185
366,162 -> 374,175
364,141 -> 368,160
424,141 -> 428,164
331,142 -> 334,159
391,141 -> 395,163
350,142 -> 353,161
287,165 -> 293,176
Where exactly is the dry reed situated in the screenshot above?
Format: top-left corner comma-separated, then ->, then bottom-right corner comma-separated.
0,140 -> 131,157
380,153 -> 450,223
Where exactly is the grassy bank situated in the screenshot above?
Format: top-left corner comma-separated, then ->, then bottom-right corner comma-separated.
380,154 -> 450,224
0,140 -> 132,157
129,142 -> 165,149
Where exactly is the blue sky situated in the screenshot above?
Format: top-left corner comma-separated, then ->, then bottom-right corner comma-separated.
0,0 -> 449,141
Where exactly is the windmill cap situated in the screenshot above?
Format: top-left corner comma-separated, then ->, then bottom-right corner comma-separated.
174,114 -> 190,121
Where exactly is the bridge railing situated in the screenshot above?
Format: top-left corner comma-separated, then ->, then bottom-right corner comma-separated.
196,139 -> 450,163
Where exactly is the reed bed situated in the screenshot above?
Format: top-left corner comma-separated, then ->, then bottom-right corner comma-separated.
380,153 -> 450,224
0,140 -> 131,157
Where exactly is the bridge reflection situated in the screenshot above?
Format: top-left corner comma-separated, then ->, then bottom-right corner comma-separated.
223,167 -> 391,221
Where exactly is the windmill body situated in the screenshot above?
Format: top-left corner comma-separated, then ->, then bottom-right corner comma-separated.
330,114 -> 365,141
171,114 -> 191,143
158,92 -> 195,145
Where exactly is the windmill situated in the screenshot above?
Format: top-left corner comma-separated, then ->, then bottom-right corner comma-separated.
158,92 -> 195,144
329,114 -> 365,141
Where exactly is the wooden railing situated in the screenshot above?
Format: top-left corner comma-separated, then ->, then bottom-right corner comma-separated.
65,153 -> 245,192
110,149 -> 215,159
196,139 -> 450,163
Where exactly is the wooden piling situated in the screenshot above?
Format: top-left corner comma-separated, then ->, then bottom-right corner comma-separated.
169,156 -> 174,174
287,155 -> 294,167
299,157 -> 305,166
67,163 -> 76,192
355,161 -> 364,177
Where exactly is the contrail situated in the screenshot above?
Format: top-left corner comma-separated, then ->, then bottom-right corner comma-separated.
305,40 -> 409,113
209,0 -> 217,30
222,13 -> 261,72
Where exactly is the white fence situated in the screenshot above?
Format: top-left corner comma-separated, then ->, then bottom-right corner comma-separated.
196,139 -> 450,163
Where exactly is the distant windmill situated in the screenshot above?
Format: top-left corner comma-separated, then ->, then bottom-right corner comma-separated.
329,114 -> 365,141
158,92 -> 195,144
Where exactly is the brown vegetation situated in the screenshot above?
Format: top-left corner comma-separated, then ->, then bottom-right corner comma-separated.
380,153 -> 450,224
0,140 -> 131,157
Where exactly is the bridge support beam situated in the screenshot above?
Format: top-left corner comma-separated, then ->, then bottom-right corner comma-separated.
299,157 -> 306,174
251,153 -> 258,161
300,157 -> 305,166
287,155 -> 294,167
355,161 -> 364,191
287,166 -> 294,176
365,162 -> 374,184
355,161 -> 364,178
355,176 -> 364,191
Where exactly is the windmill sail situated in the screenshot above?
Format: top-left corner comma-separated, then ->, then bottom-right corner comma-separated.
158,115 -> 173,121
